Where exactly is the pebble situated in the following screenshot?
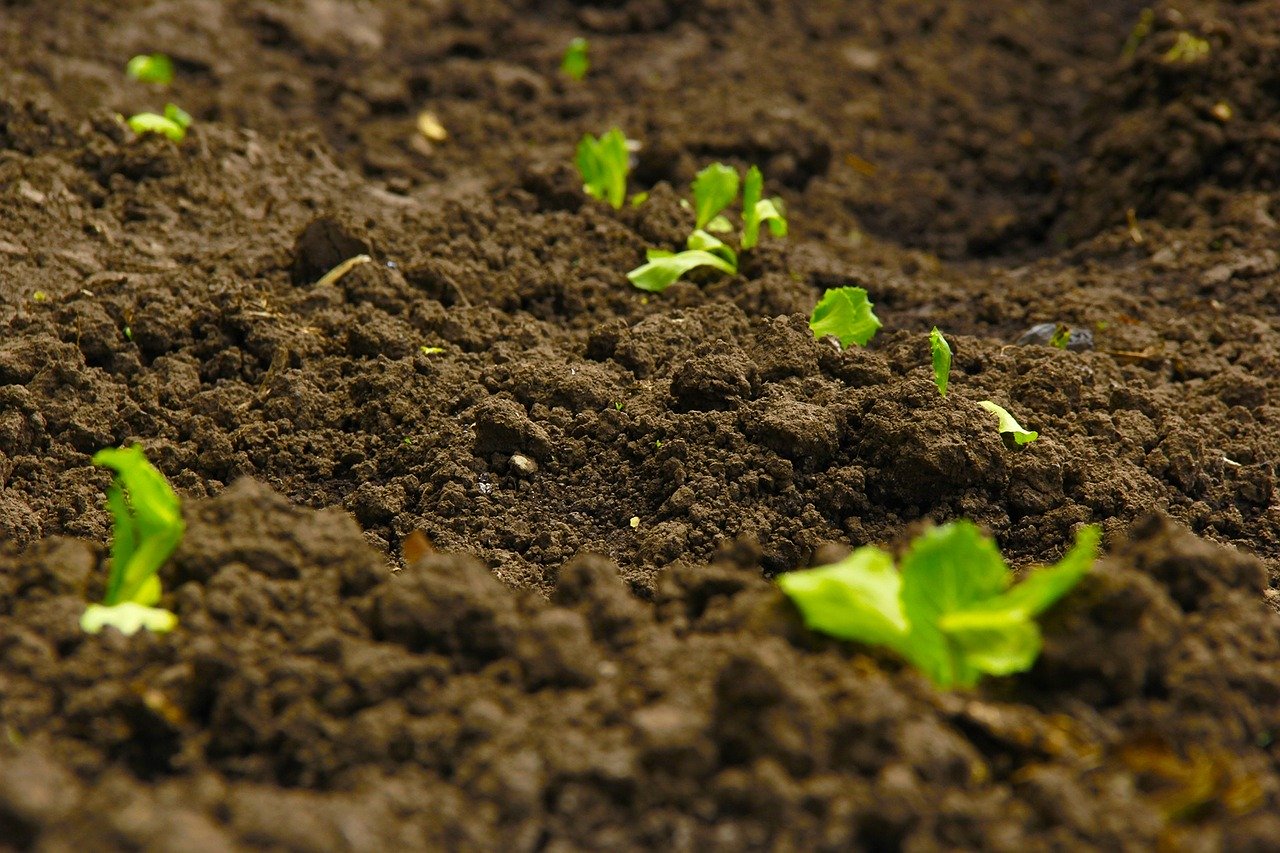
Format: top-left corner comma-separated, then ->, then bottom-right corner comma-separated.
510,454 -> 539,476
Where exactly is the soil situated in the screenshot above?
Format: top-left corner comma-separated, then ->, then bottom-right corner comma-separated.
2,0 -> 1280,849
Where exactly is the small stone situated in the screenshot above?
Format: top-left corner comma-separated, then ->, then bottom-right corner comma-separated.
510,453 -> 538,476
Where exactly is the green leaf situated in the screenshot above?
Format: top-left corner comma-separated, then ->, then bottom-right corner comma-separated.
126,53 -> 175,85
945,619 -> 1043,676
705,214 -> 734,233
692,163 -> 740,230
81,602 -> 178,636
740,167 -> 789,250
627,250 -> 737,293
126,112 -> 187,142
163,102 -> 192,130
898,521 -> 1010,687
930,327 -> 952,396
91,446 -> 184,614
686,228 -> 738,269
560,37 -> 589,80
809,286 -> 881,348
978,401 -> 1038,445
778,546 -> 910,649
575,128 -> 630,209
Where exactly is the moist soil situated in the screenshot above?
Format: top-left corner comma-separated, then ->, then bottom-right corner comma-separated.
3,0 -> 1280,849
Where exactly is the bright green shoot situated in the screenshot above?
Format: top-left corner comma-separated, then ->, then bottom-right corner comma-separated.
692,163 -> 740,230
575,128 -> 630,209
561,37 -> 589,80
809,286 -> 881,348
80,446 -> 184,636
126,53 -> 175,85
627,229 -> 737,293
978,401 -> 1038,446
126,103 -> 192,142
930,327 -> 952,396
779,521 -> 1099,688
741,166 -> 787,250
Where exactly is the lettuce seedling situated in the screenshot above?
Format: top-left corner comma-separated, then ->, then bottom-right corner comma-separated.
809,286 -> 881,348
741,166 -> 787,250
127,102 -> 192,142
80,446 -> 184,636
931,327 -> 952,396
126,53 -> 175,85
779,521 -> 1099,688
561,37 -> 589,80
627,229 -> 738,293
978,401 -> 1038,446
575,128 -> 630,209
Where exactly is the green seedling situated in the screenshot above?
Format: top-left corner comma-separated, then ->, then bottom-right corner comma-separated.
627,229 -> 738,293
809,286 -> 881,348
1049,324 -> 1071,349
979,401 -> 1038,446
930,327 -> 952,395
628,163 -> 788,291
741,166 -> 787,250
779,521 -> 1099,688
1163,32 -> 1210,64
575,128 -> 630,209
126,53 -> 175,85
126,102 -> 192,142
80,446 -> 184,636
561,37 -> 589,80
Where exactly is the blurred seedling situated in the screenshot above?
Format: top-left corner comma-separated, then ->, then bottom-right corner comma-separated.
126,53 -> 174,85
575,128 -> 630,209
561,37 -> 589,80
80,446 -> 184,636
809,286 -> 881,348
126,102 -> 192,142
779,521 -> 1099,688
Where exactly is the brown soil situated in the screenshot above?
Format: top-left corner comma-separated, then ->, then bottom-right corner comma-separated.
2,0 -> 1280,849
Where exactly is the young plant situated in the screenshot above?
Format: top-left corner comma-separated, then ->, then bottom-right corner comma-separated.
126,102 -> 192,142
809,286 -> 881,348
561,37 -> 589,81
126,53 -> 175,85
978,401 -> 1038,446
80,446 -> 184,636
575,128 -> 630,209
627,163 -> 788,291
779,521 -> 1100,688
930,327 -> 952,395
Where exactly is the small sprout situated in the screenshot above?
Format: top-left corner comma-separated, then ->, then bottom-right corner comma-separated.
627,229 -> 738,293
705,214 -> 734,233
420,345 -> 445,355
416,111 -> 448,142
930,327 -> 952,396
32,290 -> 48,302
402,436 -> 414,446
1121,8 -> 1155,59
628,191 -> 649,207
81,446 -> 184,636
741,165 -> 787,250
629,516 -> 640,529
575,128 -> 630,209
126,102 -> 192,142
1162,32 -> 1210,64
1049,324 -> 1071,349
691,163 -> 740,230
561,37 -> 589,80
978,401 -> 1038,446
126,53 -> 174,85
123,326 -> 133,341
614,401 -> 624,411
655,440 -> 663,449
778,521 -> 1099,688
809,286 -> 881,348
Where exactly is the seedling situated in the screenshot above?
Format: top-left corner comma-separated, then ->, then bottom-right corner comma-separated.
809,286 -> 881,348
930,327 -> 951,395
126,103 -> 192,142
626,163 -> 788,291
779,521 -> 1099,688
575,128 -> 630,209
561,37 -> 589,80
978,401 -> 1038,446
80,446 -> 184,636
1049,324 -> 1071,349
126,53 -> 174,85
1163,32 -> 1210,64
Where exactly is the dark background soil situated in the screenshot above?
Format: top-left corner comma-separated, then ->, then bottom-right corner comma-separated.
2,0 -> 1280,849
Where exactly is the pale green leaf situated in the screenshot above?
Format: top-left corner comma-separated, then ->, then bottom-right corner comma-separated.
692,163 -> 739,230
575,128 -> 630,209
81,602 -> 177,636
560,37 -> 589,80
978,401 -> 1038,445
930,327 -> 952,396
809,286 -> 881,348
778,546 -> 909,648
627,250 -> 737,293
126,53 -> 174,85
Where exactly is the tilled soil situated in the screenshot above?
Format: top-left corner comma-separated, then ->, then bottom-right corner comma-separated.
2,0 -> 1280,849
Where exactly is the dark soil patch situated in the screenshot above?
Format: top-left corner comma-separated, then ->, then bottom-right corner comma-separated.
2,0 -> 1279,848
